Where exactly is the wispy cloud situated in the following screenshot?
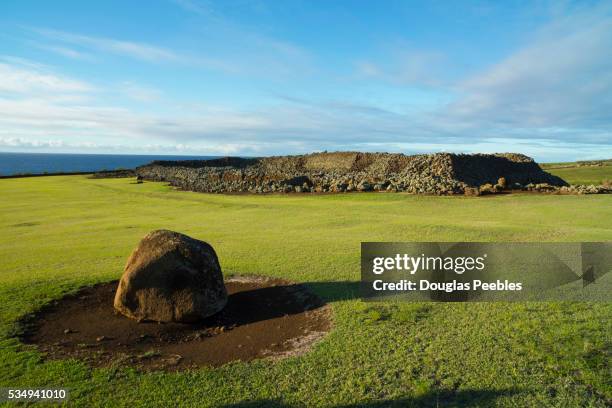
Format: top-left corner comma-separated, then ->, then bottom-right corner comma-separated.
444,4 -> 612,134
1,52 -> 610,161
19,0 -> 314,78
355,47 -> 448,87
166,0 -> 315,76
348,4 -> 612,155
0,59 -> 93,93
30,27 -> 182,63
33,43 -> 95,61
25,26 -> 285,74
172,0 -> 212,16
119,82 -> 162,102
0,136 -> 241,155
2,3 -> 611,161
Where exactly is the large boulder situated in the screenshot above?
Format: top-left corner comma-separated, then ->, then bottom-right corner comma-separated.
114,230 -> 227,323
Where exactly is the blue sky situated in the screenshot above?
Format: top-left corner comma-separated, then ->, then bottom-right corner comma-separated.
0,0 -> 611,161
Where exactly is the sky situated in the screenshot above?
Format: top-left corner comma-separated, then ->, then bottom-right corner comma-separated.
0,0 -> 611,161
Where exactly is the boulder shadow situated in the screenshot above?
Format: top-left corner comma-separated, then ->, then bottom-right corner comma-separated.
203,281 -> 329,327
300,281 -> 362,303
206,279 -> 361,327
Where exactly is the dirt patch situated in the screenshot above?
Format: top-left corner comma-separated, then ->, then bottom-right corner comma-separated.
20,276 -> 331,372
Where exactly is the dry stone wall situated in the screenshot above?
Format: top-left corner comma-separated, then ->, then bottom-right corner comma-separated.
135,152 -> 572,195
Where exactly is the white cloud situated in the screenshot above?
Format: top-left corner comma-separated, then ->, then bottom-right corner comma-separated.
0,61 -> 93,93
2,79 -> 609,161
0,136 -> 251,155
120,82 -> 162,102
165,2 -> 315,76
348,4 -> 612,153
355,48 -> 447,86
28,28 -> 256,73
0,137 -> 67,149
34,44 -> 95,61
3,3 -> 612,161
447,5 -> 612,131
31,27 -> 181,63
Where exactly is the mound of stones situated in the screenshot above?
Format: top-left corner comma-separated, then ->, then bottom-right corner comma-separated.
135,151 -> 607,195
114,230 -> 227,323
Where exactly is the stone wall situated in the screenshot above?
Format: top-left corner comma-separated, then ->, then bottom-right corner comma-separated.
136,152 -> 569,195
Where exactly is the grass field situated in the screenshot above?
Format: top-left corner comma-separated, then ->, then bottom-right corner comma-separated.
543,160 -> 612,185
0,175 -> 611,407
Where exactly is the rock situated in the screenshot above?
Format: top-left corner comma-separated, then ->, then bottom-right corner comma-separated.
166,354 -> 182,366
283,175 -> 311,187
114,230 -> 227,323
463,187 -> 480,196
479,183 -> 496,194
357,180 -> 372,191
534,183 -> 555,192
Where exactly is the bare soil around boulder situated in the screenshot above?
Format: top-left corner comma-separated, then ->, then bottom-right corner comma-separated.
20,276 -> 331,372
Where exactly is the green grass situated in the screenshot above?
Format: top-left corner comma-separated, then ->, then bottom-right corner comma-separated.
0,175 -> 611,407
542,159 -> 612,185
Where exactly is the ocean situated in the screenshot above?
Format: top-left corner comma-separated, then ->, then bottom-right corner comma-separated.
0,152 -> 218,176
